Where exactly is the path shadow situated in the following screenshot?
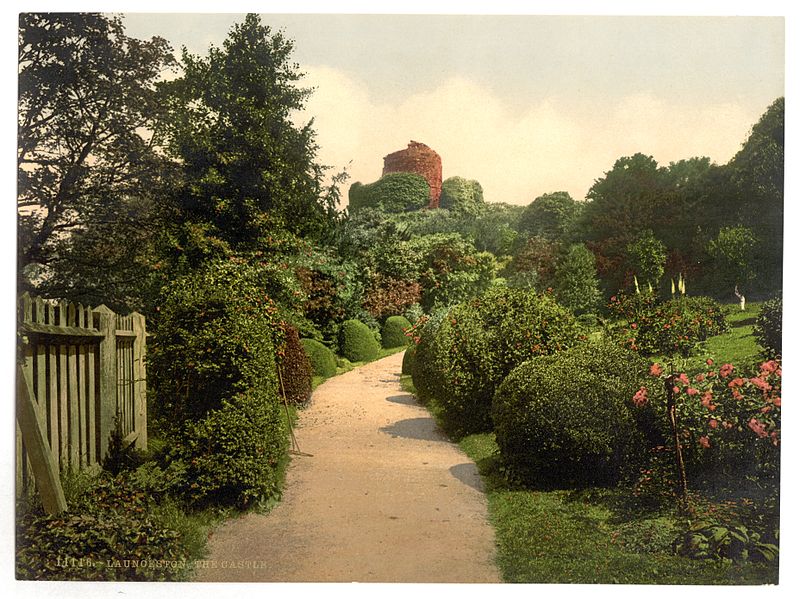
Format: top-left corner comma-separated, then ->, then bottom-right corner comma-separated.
380,418 -> 446,442
449,463 -> 485,492
385,393 -> 418,406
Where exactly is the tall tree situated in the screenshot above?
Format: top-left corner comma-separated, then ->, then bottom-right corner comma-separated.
518,191 -> 581,242
161,13 -> 340,264
728,97 -> 784,292
17,13 -> 175,291
580,153 -> 673,290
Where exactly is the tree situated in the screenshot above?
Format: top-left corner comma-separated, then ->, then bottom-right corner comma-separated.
706,225 -> 758,297
626,229 -> 667,291
728,98 -> 784,292
553,244 -> 602,315
518,191 -> 581,242
161,14 -> 340,262
439,176 -> 485,217
580,154 -> 674,290
17,13 -> 175,291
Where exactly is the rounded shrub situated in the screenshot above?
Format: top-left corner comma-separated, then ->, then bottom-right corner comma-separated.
401,344 -> 416,375
148,261 -> 286,507
755,296 -> 782,358
300,338 -> 337,378
492,339 -> 654,488
416,287 -> 581,437
338,319 -> 380,362
277,323 -> 312,405
381,315 -> 413,348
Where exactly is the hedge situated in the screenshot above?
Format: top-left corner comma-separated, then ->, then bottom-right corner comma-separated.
338,319 -> 380,362
381,315 -> 413,348
300,338 -> 338,378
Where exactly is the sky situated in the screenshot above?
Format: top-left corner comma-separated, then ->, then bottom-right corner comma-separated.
122,11 -> 784,206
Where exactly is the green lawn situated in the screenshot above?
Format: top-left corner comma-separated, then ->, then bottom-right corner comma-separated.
459,432 -> 777,585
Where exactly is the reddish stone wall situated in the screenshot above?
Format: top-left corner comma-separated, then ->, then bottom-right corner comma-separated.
382,141 -> 443,208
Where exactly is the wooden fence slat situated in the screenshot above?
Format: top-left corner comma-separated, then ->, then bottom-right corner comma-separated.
58,300 -> 68,468
95,305 -> 116,461
132,313 -> 148,450
20,294 -> 34,492
17,364 -> 67,514
76,304 -> 87,468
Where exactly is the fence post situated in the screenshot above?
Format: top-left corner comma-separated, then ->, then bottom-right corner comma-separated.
17,364 -> 67,515
94,305 -> 117,462
131,312 -> 148,450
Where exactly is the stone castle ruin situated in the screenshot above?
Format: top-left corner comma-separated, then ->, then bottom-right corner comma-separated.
382,141 -> 442,208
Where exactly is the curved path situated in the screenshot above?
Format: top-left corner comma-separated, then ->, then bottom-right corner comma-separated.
195,351 -> 500,583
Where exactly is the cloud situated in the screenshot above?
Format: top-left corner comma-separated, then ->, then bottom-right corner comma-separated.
301,65 -> 761,206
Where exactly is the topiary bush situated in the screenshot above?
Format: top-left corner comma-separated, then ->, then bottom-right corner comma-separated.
402,344 -> 416,375
338,319 -> 380,362
755,296 -> 782,358
277,323 -> 312,405
300,338 -> 337,378
492,338 -> 655,488
414,287 -> 581,437
381,315 -> 413,348
148,261 -> 286,507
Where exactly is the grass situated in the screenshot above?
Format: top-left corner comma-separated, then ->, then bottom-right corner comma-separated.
458,432 -> 776,585
657,301 -> 766,374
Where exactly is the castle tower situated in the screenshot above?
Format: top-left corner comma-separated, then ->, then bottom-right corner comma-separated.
382,141 -> 443,208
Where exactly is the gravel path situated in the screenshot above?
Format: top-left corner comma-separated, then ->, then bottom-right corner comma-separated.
195,351 -> 501,583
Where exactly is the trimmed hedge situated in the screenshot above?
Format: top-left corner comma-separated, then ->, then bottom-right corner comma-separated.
278,324 -> 312,405
412,287 -> 581,437
148,261 -> 286,507
300,338 -> 337,378
381,315 -> 413,348
492,339 -> 655,488
339,319 -> 380,362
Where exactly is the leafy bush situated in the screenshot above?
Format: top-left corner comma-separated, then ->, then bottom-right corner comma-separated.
348,172 -> 430,213
492,339 -> 654,487
408,233 -> 498,310
517,191 -> 581,241
439,176 -> 485,217
338,319 -> 380,362
553,243 -> 602,315
16,473 -> 192,581
172,390 -> 287,507
362,275 -> 422,320
277,323 -> 312,405
381,315 -> 413,348
148,261 -> 286,507
300,338 -> 337,378
409,308 -> 450,405
609,294 -> 727,356
293,249 -> 364,339
402,344 -> 416,375
755,296 -> 782,358
413,287 -> 581,437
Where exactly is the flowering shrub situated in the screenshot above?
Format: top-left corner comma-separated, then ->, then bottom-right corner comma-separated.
639,359 -> 780,483
609,295 -> 727,356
